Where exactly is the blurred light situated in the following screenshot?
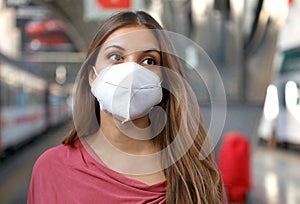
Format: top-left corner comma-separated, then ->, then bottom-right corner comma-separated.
264,0 -> 289,25
285,80 -> 300,122
30,39 -> 41,51
191,0 -> 208,24
232,0 -> 244,17
185,45 -> 198,69
55,65 -> 67,84
264,172 -> 279,203
0,63 -> 47,90
285,81 -> 297,110
0,7 -> 20,58
263,84 -> 279,120
286,183 -> 298,204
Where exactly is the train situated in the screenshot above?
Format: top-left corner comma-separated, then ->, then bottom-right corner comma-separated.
258,46 -> 300,146
0,60 -> 72,155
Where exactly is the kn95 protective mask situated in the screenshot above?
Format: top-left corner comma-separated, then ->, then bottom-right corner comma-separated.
91,62 -> 163,123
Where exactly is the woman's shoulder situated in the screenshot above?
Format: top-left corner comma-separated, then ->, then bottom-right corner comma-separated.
33,142 -> 78,172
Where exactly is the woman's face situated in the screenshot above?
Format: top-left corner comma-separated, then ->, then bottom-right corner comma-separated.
91,25 -> 162,81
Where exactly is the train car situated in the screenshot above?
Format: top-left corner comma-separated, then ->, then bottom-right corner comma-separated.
258,46 -> 300,146
0,62 -> 47,153
0,61 -> 71,154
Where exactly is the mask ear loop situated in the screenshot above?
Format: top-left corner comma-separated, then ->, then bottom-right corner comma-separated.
92,66 -> 99,77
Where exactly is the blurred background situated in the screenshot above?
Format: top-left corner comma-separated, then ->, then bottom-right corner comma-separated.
0,0 -> 300,203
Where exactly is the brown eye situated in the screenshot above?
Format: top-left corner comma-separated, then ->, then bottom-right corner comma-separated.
142,58 -> 156,65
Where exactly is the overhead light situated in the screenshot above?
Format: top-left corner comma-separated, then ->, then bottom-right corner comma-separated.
263,84 -> 279,120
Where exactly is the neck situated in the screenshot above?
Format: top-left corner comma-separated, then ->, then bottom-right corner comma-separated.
85,110 -> 164,177
98,111 -> 159,155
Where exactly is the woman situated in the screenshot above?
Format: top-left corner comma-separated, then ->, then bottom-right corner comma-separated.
28,10 -> 225,204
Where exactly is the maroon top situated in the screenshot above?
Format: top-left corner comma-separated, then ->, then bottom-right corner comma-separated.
28,139 -> 166,204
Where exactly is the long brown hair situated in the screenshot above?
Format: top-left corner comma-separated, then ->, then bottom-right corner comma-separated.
63,10 -> 224,204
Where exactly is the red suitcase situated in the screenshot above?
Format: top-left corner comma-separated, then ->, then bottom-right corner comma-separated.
218,131 -> 251,203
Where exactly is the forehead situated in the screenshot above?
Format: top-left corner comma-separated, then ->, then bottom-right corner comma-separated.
102,26 -> 160,51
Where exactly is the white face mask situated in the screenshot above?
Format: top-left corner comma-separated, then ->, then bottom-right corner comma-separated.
91,62 -> 163,123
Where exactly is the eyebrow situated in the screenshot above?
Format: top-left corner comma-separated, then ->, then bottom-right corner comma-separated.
104,45 -> 126,51
104,45 -> 160,54
143,49 -> 161,55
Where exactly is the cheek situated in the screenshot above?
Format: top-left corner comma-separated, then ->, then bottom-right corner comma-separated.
152,66 -> 163,81
146,66 -> 163,81
154,69 -> 163,81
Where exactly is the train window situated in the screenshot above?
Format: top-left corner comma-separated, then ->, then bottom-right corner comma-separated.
282,58 -> 300,73
280,48 -> 300,74
28,91 -> 35,105
17,87 -> 28,108
0,81 -> 8,107
8,85 -> 17,107
1,82 -> 16,107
